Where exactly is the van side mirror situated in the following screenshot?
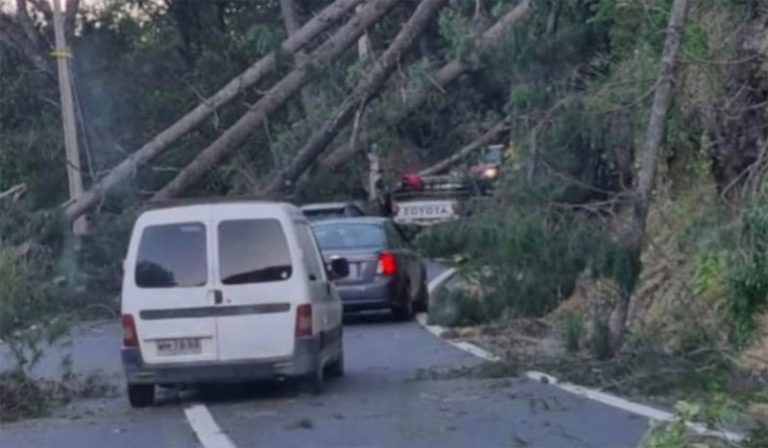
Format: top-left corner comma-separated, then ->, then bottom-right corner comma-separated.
327,257 -> 350,280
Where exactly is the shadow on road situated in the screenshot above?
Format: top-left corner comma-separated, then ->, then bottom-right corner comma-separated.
153,379 -> 304,406
342,310 -> 403,326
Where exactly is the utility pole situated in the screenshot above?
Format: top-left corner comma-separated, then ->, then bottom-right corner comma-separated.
52,0 -> 88,235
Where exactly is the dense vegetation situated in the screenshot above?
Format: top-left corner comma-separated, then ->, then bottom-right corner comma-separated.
1,0 -> 766,432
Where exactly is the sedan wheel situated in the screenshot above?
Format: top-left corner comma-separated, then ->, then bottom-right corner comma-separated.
392,284 -> 414,321
414,281 -> 429,313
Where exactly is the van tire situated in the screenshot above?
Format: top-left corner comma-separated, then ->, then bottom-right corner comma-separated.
326,352 -> 344,378
303,362 -> 324,395
127,383 -> 155,408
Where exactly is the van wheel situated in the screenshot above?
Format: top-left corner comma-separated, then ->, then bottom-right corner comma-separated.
304,362 -> 324,395
326,352 -> 345,378
127,383 -> 155,408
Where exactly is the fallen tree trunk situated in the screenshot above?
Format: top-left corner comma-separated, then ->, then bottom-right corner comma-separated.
320,0 -> 531,169
279,0 -> 313,110
152,0 -> 402,201
263,0 -> 450,193
419,119 -> 509,176
62,0 -> 363,221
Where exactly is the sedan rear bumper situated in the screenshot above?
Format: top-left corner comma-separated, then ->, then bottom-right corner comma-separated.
336,277 -> 398,312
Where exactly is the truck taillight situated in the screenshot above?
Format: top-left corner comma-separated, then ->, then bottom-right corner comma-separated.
122,314 -> 138,347
377,251 -> 398,276
295,304 -> 313,337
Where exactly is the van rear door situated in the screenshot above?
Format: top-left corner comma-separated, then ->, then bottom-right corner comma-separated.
212,208 -> 298,361
127,206 -> 218,365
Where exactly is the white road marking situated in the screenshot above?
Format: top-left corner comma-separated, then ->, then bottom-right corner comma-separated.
184,404 -> 237,448
427,267 -> 457,295
420,267 -> 745,444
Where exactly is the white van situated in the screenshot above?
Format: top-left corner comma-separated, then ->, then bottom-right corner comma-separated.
120,200 -> 348,407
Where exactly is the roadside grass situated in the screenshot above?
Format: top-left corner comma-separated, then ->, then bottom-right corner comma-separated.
425,267 -> 768,447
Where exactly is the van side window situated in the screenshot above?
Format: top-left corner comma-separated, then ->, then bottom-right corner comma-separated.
135,222 -> 207,288
295,222 -> 324,281
218,219 -> 292,284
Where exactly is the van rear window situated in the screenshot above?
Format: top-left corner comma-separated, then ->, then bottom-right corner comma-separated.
218,219 -> 292,284
135,222 -> 207,288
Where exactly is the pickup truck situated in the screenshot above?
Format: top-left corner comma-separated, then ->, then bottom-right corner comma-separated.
389,175 -> 476,226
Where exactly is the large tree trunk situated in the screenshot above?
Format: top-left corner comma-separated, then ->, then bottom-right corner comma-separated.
608,0 -> 691,352
62,0 -> 363,220
279,0 -> 303,35
279,0 -> 313,110
320,0 -> 531,169
152,0 -> 402,201
263,0 -> 449,193
419,119 -> 509,176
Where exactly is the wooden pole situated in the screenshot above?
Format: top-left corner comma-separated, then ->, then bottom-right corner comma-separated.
52,0 -> 87,235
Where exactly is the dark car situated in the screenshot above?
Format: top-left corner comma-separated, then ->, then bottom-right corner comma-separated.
311,217 -> 428,320
300,202 -> 365,221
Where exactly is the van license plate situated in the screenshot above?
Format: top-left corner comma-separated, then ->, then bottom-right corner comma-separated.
156,338 -> 202,356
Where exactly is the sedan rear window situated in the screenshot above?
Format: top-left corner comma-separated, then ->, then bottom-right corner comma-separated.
312,223 -> 386,251
303,208 -> 346,221
135,222 -> 207,288
218,219 -> 292,284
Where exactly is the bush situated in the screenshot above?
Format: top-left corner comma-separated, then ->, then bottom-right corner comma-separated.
0,246 -> 71,372
726,197 -> 768,347
417,186 -> 629,323
588,319 -> 612,360
562,311 -> 584,353
428,288 -> 487,327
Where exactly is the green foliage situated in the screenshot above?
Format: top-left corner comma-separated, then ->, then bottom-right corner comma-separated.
438,9 -> 474,62
562,311 -> 583,353
745,423 -> 768,448
641,396 -> 750,448
726,196 -> 768,347
417,180 -> 639,322
0,205 -> 73,373
588,319 -> 612,360
428,288 -> 488,327
692,250 -> 726,299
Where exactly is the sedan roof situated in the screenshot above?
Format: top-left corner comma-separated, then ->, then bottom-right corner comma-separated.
310,216 -> 389,226
300,202 -> 357,211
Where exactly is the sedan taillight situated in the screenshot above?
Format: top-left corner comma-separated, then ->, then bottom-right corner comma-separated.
377,251 -> 398,276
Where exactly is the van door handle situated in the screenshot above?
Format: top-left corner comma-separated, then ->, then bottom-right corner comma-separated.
213,289 -> 223,305
325,283 -> 331,296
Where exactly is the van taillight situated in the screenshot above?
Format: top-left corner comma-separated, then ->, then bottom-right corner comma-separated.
295,304 -> 313,337
122,314 -> 138,347
377,251 -> 398,276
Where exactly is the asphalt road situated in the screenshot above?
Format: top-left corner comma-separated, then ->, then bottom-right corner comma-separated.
0,263 -> 650,447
